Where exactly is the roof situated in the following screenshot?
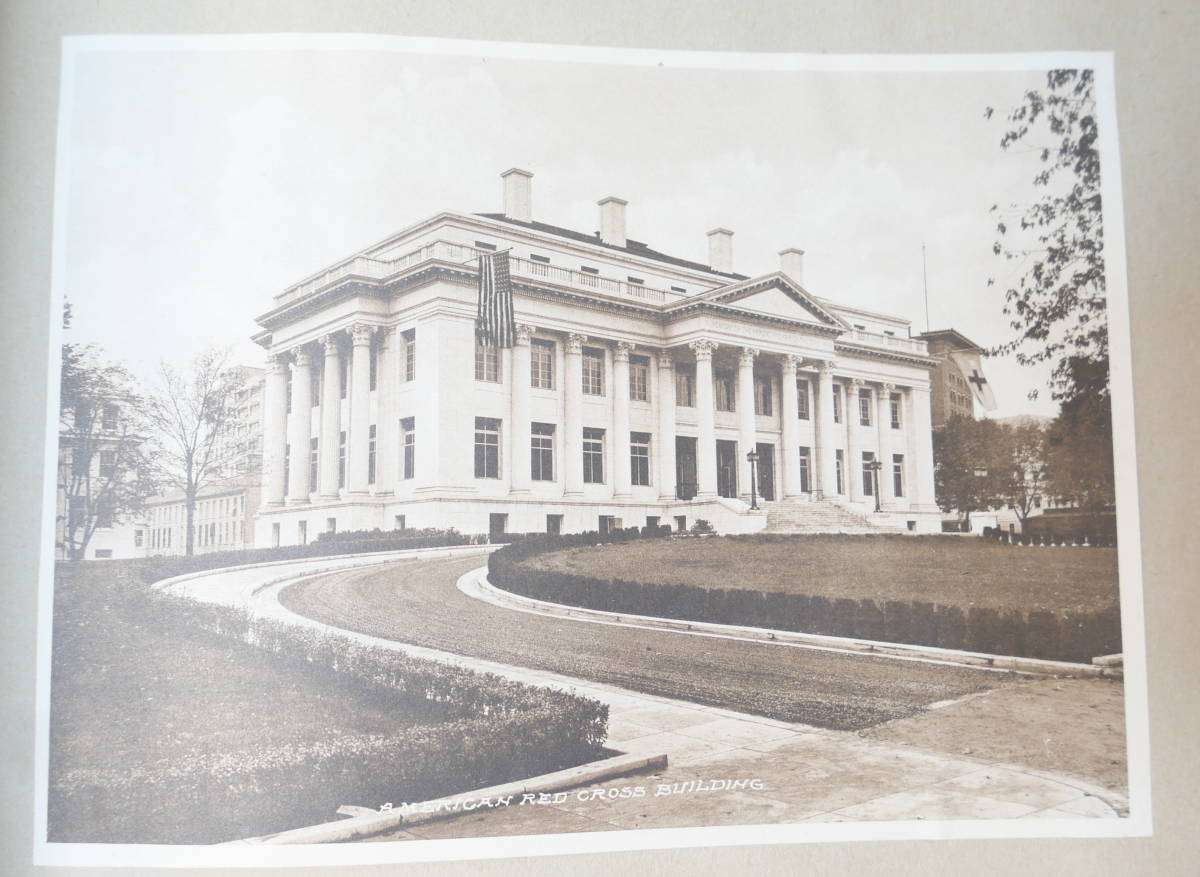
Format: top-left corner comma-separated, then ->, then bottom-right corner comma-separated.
474,213 -> 749,281
916,328 -> 986,352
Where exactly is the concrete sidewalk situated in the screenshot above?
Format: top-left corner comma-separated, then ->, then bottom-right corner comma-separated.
162,554 -> 1125,840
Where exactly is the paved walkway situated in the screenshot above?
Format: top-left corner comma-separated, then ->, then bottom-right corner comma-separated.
160,552 -> 1125,838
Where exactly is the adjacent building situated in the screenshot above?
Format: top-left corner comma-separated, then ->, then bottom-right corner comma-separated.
916,329 -> 994,427
251,170 -> 945,545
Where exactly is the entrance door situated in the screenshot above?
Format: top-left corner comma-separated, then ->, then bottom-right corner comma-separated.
675,436 -> 698,500
756,442 -> 776,501
716,440 -> 739,498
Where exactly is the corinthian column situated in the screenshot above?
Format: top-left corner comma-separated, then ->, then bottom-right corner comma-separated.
815,360 -> 837,499
510,325 -> 534,495
287,348 -> 313,504
876,382 -> 896,508
690,340 -> 718,499
262,353 -> 289,506
780,354 -> 802,498
318,333 -> 343,498
563,333 -> 586,496
656,350 -> 677,501
846,378 -> 864,503
737,346 -> 759,499
347,323 -> 373,494
612,341 -> 634,498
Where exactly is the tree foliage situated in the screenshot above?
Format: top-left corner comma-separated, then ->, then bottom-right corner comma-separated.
987,69 -> 1107,404
933,415 -> 1011,521
1042,358 -> 1115,512
145,348 -> 249,556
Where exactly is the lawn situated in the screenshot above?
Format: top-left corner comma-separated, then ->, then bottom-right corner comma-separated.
525,535 -> 1119,614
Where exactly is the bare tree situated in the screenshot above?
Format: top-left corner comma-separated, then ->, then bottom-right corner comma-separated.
999,421 -> 1049,527
146,348 -> 247,556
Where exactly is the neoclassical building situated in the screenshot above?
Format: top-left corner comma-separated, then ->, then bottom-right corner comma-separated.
252,170 -> 941,545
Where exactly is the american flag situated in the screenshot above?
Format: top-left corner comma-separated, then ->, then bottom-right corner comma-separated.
476,251 -> 516,348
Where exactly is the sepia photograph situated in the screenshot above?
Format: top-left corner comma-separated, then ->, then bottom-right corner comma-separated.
32,35 -> 1148,868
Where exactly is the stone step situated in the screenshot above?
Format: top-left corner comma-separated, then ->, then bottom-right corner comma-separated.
763,500 -> 906,535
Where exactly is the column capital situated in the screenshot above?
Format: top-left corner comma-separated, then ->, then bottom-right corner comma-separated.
566,332 -> 587,354
614,340 -> 635,361
515,323 -> 536,345
350,323 -> 375,347
816,359 -> 837,375
782,353 -> 803,371
266,352 -> 289,374
848,376 -> 866,389
292,347 -> 314,369
657,349 -> 675,370
738,346 -> 759,366
879,381 -> 898,392
319,333 -> 342,355
689,339 -> 718,361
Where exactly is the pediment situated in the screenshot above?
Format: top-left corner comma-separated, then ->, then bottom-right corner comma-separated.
703,273 -> 847,329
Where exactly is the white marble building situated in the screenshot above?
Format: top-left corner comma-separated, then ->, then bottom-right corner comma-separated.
252,170 -> 942,545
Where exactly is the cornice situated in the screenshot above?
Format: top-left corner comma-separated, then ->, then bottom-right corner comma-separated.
833,342 -> 938,368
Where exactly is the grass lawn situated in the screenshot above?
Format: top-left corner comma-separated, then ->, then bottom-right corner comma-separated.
49,561 -> 456,844
526,535 -> 1119,614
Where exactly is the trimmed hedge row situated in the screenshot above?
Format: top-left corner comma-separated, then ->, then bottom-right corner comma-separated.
52,573 -> 609,843
488,534 -> 1121,663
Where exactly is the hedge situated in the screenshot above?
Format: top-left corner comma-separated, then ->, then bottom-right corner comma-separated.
52,572 -> 609,843
980,525 -> 1118,548
488,534 -> 1121,663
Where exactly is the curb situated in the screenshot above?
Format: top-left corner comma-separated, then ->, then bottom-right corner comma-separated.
467,569 -> 1121,679
226,751 -> 668,845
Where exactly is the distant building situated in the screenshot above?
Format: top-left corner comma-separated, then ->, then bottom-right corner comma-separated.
916,329 -> 995,426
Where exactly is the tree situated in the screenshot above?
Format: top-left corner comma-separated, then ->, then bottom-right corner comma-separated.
145,348 -> 248,556
932,415 -> 1009,525
987,69 -> 1107,405
1043,358 -> 1115,514
997,420 -> 1049,526
57,343 -> 155,560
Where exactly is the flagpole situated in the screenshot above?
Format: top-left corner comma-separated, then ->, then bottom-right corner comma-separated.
458,247 -> 513,266
922,242 -> 930,333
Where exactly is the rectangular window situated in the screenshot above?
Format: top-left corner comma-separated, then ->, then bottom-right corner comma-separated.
475,342 -> 502,382
531,339 -> 555,389
531,422 -> 555,482
298,520 -> 307,545
475,240 -> 496,251
529,253 -> 550,276
796,379 -> 811,420
862,451 -> 876,496
798,446 -> 812,493
715,372 -> 736,412
583,427 -> 605,484
836,449 -> 845,495
94,548 -> 112,559
892,453 -> 905,497
755,374 -> 773,416
403,328 -> 416,382
833,385 -> 843,423
401,417 -> 415,479
102,404 -> 119,432
627,276 -> 644,285
338,430 -> 347,488
546,514 -> 563,535
474,416 -> 501,478
98,450 -> 115,478
582,348 -> 605,396
395,514 -> 406,531
580,265 -> 599,287
859,390 -> 872,426
368,424 -> 377,484
631,432 -> 651,486
135,530 -> 143,548
309,437 -> 318,490
310,371 -> 321,407
326,517 -> 337,534
629,356 -> 649,402
890,393 -> 902,429
675,364 -> 695,407
339,360 -> 348,399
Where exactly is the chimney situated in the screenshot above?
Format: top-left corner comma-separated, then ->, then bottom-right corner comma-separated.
598,196 -> 628,247
707,228 -> 734,274
501,168 -> 533,223
779,248 -> 805,285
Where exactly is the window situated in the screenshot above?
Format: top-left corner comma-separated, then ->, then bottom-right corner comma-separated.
836,449 -> 845,494
862,451 -> 876,496
102,404 -> 119,432
94,549 -> 112,559
530,253 -> 550,276
631,432 -> 651,486
98,450 -> 115,478
675,364 -> 695,407
309,437 -> 318,491
531,339 -> 555,389
892,453 -> 905,497
475,342 -> 501,382
583,427 -> 605,484
546,514 -> 563,534
475,240 -> 497,251
627,276 -> 644,285
755,375 -> 773,415
670,286 -> 687,294
368,424 -> 377,484
833,386 -> 843,423
531,422 -> 555,481
338,431 -> 346,488
134,530 -> 143,548
489,513 -> 508,536
859,390 -> 872,426
715,372 -> 736,412
403,328 -> 416,382
582,348 -> 604,395
474,417 -> 501,478
311,371 -> 321,407
327,517 -> 337,534
394,514 -> 406,531
401,417 -> 415,479
580,265 -> 599,287
298,520 -> 307,545
629,356 -> 649,402
796,379 -> 810,420
890,393 -> 902,428
339,360 -> 348,399
798,447 -> 812,493
675,515 -> 687,532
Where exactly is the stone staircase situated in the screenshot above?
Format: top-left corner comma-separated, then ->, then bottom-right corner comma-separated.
763,499 -> 905,534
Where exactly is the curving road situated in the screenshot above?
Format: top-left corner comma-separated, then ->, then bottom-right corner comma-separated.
278,555 -> 1009,731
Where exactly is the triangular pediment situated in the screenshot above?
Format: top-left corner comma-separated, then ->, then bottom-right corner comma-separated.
695,273 -> 848,329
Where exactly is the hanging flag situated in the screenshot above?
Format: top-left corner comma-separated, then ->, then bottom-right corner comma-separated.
476,251 -> 516,348
948,349 -> 999,410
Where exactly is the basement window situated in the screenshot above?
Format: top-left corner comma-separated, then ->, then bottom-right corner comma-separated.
474,241 -> 497,251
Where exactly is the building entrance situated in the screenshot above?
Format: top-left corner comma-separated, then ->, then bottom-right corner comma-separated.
716,440 -> 739,498
675,436 -> 698,500
756,442 -> 776,502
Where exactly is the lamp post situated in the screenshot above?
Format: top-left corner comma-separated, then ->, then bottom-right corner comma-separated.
746,449 -> 760,511
866,459 -> 883,513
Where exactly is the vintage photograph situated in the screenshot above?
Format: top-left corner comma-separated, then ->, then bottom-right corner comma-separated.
35,36 -> 1147,866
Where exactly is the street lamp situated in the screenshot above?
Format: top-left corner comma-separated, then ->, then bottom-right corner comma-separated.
866,459 -> 883,513
746,449 -> 760,511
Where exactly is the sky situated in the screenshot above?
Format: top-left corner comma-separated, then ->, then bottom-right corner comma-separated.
58,41 -> 1099,418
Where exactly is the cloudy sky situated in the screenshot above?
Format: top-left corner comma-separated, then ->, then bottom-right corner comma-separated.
58,39 -> 1103,418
